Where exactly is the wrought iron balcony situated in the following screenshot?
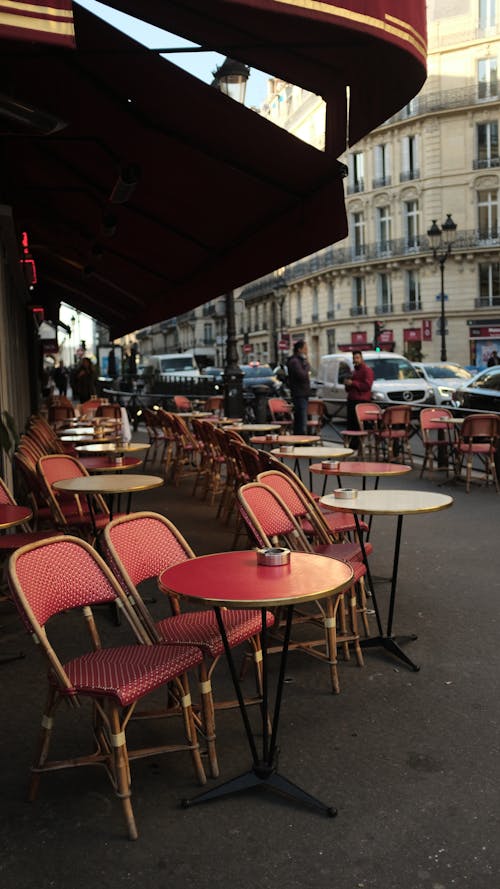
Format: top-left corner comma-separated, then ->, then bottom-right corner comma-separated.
375,304 -> 393,315
399,169 -> 420,182
473,156 -> 500,170
372,175 -> 392,189
474,296 -> 500,307
346,179 -> 364,194
349,306 -> 367,317
401,301 -> 422,312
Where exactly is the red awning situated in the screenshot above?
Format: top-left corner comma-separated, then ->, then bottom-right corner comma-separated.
0,0 -> 75,47
1,2 -> 426,337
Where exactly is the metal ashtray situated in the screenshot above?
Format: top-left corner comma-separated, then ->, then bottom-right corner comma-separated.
333,488 -> 357,499
280,445 -> 294,453
322,460 -> 339,470
256,547 -> 291,567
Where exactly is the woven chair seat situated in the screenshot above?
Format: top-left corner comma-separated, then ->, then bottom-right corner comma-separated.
61,643 -> 203,707
313,545 -> 367,582
304,511 -> 369,535
457,441 -> 492,453
155,608 -> 274,658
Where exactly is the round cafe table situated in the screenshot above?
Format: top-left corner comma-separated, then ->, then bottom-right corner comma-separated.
79,455 -> 143,473
53,473 -> 163,525
310,460 -> 412,496
320,489 -> 453,671
271,444 -> 353,486
75,442 -> 150,456
250,434 -> 321,448
0,503 -> 32,530
159,550 -> 353,816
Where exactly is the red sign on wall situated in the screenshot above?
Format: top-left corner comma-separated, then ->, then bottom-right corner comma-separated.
379,329 -> 393,343
351,331 -> 367,344
422,319 -> 432,341
404,328 -> 421,342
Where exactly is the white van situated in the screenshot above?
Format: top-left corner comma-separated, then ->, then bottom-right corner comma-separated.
148,352 -> 201,381
315,351 -> 434,415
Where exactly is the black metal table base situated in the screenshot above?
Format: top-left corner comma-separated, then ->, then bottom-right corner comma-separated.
180,604 -> 337,818
182,763 -> 336,815
360,634 -> 420,671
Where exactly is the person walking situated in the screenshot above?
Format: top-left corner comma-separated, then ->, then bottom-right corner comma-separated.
287,339 -> 311,434
344,350 -> 374,449
487,350 -> 500,367
75,357 -> 96,404
53,360 -> 68,396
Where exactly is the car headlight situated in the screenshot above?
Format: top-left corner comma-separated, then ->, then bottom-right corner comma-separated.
371,390 -> 385,401
438,386 -> 454,397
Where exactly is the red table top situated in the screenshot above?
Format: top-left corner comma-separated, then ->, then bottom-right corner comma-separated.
309,461 -> 413,477
159,550 -> 353,608
250,435 -> 321,445
80,456 -> 142,472
0,504 -> 32,530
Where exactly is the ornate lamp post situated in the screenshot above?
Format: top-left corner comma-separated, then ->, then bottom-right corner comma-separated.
212,57 -> 250,417
427,214 -> 457,362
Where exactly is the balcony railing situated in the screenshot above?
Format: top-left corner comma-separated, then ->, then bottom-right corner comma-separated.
240,229 -> 500,299
386,82 -> 499,125
346,180 -> 364,194
399,169 -> 420,182
375,304 -> 393,315
327,309 -> 334,319
311,313 -> 319,322
372,175 -> 392,189
474,296 -> 500,307
350,306 -> 367,317
401,301 -> 422,312
473,156 -> 500,170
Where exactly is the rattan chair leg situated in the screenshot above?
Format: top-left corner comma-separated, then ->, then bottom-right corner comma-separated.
324,597 -> 340,695
198,660 -> 219,778
109,704 -> 138,841
28,686 -> 59,802
178,675 -> 206,786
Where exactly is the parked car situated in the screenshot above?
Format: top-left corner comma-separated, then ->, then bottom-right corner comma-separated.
314,351 -> 434,416
201,366 -> 224,384
452,365 -> 500,412
412,361 -> 473,405
240,363 -> 283,394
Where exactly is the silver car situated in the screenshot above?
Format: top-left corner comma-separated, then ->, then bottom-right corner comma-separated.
412,361 -> 472,405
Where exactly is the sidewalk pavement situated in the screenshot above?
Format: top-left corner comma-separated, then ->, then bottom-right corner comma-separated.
1,439 -> 499,889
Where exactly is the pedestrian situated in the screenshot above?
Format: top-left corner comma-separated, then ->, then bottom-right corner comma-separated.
487,350 -> 500,367
53,360 -> 68,396
287,339 -> 311,434
344,350 -> 374,449
75,356 -> 96,403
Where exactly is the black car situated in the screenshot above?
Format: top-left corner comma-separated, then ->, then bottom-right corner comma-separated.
453,366 -> 500,412
239,364 -> 283,394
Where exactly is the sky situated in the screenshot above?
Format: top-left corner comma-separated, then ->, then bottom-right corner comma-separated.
75,0 -> 270,108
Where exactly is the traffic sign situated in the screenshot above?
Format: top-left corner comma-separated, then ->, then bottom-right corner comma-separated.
435,293 -> 448,301
278,339 -> 288,350
243,343 -> 252,353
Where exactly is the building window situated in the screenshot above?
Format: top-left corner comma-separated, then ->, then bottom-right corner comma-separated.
327,282 -> 334,319
478,262 -> 500,304
347,151 -> 364,193
400,135 -> 419,181
350,277 -> 366,316
476,121 -> 499,168
311,286 -> 319,322
352,211 -> 366,257
295,292 -> 302,325
478,58 -> 498,99
404,200 -> 420,248
479,0 -> 496,31
404,270 -> 421,311
203,323 -> 213,344
376,273 -> 393,314
376,206 -> 392,253
478,189 -> 498,239
373,143 -> 391,188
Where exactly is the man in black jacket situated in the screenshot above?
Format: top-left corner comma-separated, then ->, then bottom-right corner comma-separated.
287,339 -> 311,434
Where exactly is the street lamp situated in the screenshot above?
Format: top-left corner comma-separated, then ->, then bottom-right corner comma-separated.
272,268 -> 288,367
212,57 -> 250,417
427,214 -> 457,362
